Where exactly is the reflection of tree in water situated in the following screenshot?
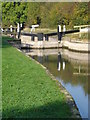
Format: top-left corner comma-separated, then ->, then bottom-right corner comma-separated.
59,62 -> 88,95
39,55 -> 88,95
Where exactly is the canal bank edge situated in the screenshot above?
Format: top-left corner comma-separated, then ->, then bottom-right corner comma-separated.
16,48 -> 82,119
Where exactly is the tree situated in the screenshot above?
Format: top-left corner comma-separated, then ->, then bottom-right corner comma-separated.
72,3 -> 88,26
26,2 -> 41,26
2,2 -> 89,28
2,2 -> 27,27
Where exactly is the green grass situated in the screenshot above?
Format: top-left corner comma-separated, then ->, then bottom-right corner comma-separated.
22,27 -> 57,34
2,36 -> 71,118
64,32 -> 88,41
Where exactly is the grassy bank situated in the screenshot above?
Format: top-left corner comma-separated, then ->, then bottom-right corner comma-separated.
63,32 -> 88,42
22,27 -> 57,34
2,36 -> 71,118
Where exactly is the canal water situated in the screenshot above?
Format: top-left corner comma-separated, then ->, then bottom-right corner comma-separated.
22,49 -> 89,119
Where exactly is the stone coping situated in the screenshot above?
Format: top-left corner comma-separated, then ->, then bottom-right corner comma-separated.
8,36 -> 89,52
61,40 -> 89,52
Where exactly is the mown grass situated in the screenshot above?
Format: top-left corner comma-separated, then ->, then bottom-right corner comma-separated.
64,32 -> 88,42
2,36 -> 71,118
22,27 -> 57,34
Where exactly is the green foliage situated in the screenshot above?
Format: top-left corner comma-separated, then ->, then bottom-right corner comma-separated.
2,2 -> 89,28
0,2 -> 2,26
72,3 -> 88,26
2,2 -> 27,27
27,2 -> 41,26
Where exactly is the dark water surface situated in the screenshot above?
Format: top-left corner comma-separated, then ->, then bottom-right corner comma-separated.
22,49 -> 89,119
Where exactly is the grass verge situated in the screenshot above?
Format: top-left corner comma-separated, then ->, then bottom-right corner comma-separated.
2,36 -> 71,118
22,27 -> 57,34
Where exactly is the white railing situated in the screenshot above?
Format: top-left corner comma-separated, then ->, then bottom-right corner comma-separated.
74,25 -> 90,33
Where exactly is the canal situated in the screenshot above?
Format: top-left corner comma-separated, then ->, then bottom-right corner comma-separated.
22,48 -> 89,119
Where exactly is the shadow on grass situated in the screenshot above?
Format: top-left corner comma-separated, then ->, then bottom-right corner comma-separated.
2,100 -> 72,119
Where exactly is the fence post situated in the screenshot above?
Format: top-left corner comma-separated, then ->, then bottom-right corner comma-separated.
20,23 -> 23,30
45,34 -> 48,41
58,25 -> 61,32
10,25 -> 13,33
79,27 -> 81,38
58,25 -> 62,41
31,35 -> 35,41
38,33 -> 43,41
63,25 -> 66,35
17,23 -> 20,39
20,23 -> 22,28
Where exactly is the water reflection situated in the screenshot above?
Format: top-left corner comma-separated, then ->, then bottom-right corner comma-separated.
22,49 -> 89,119
57,52 -> 66,71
